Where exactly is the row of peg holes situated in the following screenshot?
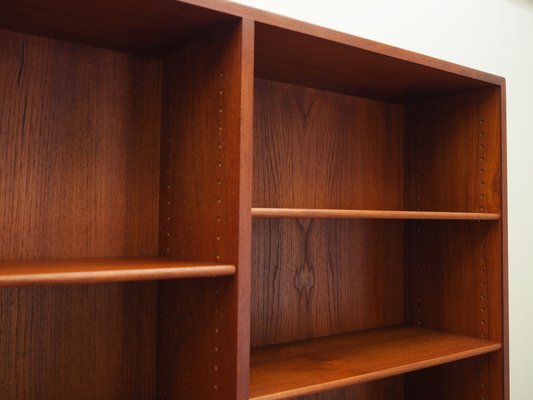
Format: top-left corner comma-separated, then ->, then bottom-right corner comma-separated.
212,71 -> 226,394
479,117 -> 489,399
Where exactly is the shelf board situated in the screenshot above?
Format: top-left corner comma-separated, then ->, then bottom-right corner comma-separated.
250,326 -> 501,400
252,207 -> 500,220
0,257 -> 236,287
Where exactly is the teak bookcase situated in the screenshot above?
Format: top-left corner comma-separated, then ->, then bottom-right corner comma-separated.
0,1 -> 508,399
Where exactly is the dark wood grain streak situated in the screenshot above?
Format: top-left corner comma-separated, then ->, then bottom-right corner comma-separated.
253,79 -> 403,210
156,23 -> 246,400
0,30 -> 160,399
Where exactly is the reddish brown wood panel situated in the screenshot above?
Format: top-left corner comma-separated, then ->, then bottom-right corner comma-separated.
0,29 -> 160,261
157,22 -> 248,400
254,24 -> 496,103
0,1 -> 237,56
404,220 -> 503,399
0,30 -> 160,399
405,88 -> 501,214
251,219 -> 404,347
294,376 -> 404,400
0,283 -> 157,400
405,355 -> 502,400
253,79 -> 403,210
250,326 -> 500,400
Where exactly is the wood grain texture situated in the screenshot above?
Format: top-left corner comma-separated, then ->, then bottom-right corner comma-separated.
0,0 -> 237,56
405,355 -> 501,400
0,29 -> 160,261
0,30 -> 160,399
252,208 -> 500,220
0,282 -> 157,400
253,79 -> 403,210
157,23 -> 246,400
251,219 -> 404,347
182,0 -> 505,87
405,88 -> 501,214
250,326 -> 501,400
0,257 -> 236,287
292,376 -> 403,400
404,220 -> 503,399
254,24 -> 496,103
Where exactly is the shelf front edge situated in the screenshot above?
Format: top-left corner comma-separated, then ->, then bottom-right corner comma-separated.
252,208 -> 500,220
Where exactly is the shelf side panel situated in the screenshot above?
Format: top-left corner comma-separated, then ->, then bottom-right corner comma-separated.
251,219 -> 404,347
405,88 -> 501,214
0,30 -> 160,399
157,20 -> 253,400
253,79 -> 404,210
404,220 -> 503,399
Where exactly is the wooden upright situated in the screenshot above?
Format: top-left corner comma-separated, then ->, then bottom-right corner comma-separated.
0,0 -> 508,399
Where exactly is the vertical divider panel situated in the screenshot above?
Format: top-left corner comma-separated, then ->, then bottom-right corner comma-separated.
404,88 -> 503,399
156,19 -> 254,400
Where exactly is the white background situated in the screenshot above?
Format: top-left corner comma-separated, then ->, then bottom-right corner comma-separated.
232,0 -> 533,397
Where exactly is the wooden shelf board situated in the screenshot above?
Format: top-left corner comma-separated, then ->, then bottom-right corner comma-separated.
0,257 -> 236,287
251,208 -> 500,220
250,326 -> 501,400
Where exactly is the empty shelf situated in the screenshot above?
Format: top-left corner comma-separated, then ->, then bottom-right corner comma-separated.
252,208 -> 500,220
250,326 -> 501,400
0,257 -> 236,287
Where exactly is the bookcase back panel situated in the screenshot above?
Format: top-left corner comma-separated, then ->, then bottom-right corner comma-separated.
253,79 -> 404,210
405,88 -> 501,214
294,375 -> 404,400
405,355 -> 502,400
0,29 -> 161,260
251,219 -> 404,347
0,283 -> 157,400
0,30 -> 161,398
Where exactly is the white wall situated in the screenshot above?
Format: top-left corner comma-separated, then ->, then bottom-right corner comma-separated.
232,0 -> 533,397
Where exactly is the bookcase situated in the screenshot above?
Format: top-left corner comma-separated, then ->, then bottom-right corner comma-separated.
0,1 -> 507,399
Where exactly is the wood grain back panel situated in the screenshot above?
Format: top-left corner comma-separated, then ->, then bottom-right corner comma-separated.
405,356 -> 501,400
0,29 -> 160,261
0,283 -> 157,400
253,79 -> 403,210
157,22 -> 250,400
251,219 -> 404,347
0,30 -> 160,399
405,88 -> 501,214
294,377 -> 403,400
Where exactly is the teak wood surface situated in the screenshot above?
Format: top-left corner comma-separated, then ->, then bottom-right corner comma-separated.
250,326 -> 501,400
0,0 -> 507,399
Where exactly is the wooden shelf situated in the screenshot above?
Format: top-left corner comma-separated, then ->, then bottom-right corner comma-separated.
0,257 -> 236,287
252,208 -> 500,220
250,326 -> 501,400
